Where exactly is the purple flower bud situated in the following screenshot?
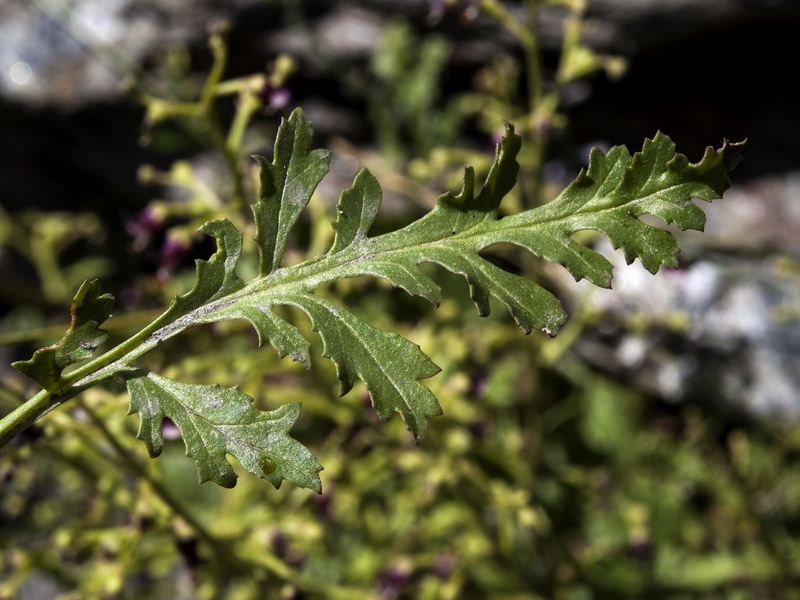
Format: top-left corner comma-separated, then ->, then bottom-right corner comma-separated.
126,208 -> 163,251
428,0 -> 447,23
161,417 -> 181,440
260,83 -> 293,111
377,562 -> 411,599
432,553 -> 454,578
155,235 -> 190,284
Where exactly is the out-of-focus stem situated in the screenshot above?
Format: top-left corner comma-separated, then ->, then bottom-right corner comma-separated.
481,0 -> 546,206
227,81 -> 265,156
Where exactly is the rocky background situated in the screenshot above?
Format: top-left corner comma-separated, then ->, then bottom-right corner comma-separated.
2,0 -> 800,416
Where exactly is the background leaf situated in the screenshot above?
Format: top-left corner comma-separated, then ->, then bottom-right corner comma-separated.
13,279 -> 114,389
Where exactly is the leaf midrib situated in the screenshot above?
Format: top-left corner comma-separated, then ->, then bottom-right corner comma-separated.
119,180 -> 700,371
158,382 -> 309,480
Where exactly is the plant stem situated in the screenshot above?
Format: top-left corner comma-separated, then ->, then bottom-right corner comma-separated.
75,399 -> 238,565
0,387 -> 82,447
226,81 -> 264,156
0,309 -> 175,448
1,172 -> 573,447
201,32 -> 249,215
75,396 -> 370,595
479,0 -> 542,112
199,33 -> 228,112
523,0 -> 543,112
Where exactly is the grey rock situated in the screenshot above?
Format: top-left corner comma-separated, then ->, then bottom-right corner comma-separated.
0,0 -> 261,107
568,191 -> 800,415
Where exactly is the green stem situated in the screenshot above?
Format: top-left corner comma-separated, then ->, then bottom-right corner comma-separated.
480,0 -> 542,111
523,0 -> 546,207
523,0 -> 543,112
30,240 -> 69,303
0,309 -> 175,448
201,32 -> 249,215
226,84 -> 264,157
0,386 -> 85,447
199,33 -> 228,113
206,112 -> 248,214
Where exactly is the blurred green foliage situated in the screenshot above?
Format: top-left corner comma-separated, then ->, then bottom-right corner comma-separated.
1,3 -> 798,599
4,299 -> 800,598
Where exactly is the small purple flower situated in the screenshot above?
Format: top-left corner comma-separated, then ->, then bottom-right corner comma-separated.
126,208 -> 162,252
161,417 -> 181,440
427,0 -> 479,24
155,235 -> 189,284
377,562 -> 412,599
468,366 -> 488,398
432,553 -> 455,578
259,83 -> 293,111
491,128 -> 505,151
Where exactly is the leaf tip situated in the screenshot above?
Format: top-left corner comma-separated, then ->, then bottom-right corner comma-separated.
251,153 -> 269,166
720,138 -> 747,172
215,473 -> 239,489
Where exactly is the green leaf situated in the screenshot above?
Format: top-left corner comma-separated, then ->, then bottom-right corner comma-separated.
9,108 -> 743,489
139,118 -> 742,446
207,292 -> 442,440
253,108 -> 332,276
316,123 -> 566,336
329,168 -> 382,254
13,280 -> 114,389
497,133 -> 747,284
166,218 -> 246,316
126,372 -> 322,491
287,294 -> 442,439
